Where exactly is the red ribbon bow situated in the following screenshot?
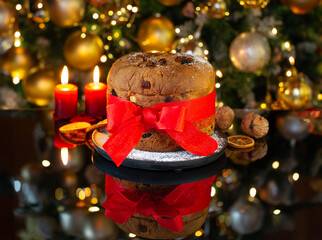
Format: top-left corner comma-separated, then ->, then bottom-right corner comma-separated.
103,90 -> 218,166
102,175 -> 216,232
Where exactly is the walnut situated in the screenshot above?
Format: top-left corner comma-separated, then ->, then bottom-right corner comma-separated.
241,112 -> 269,139
215,106 -> 235,130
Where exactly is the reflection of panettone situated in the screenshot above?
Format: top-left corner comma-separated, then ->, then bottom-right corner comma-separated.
112,178 -> 208,239
106,52 -> 216,152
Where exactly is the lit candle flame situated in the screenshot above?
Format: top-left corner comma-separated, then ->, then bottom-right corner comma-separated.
61,66 -> 68,85
61,147 -> 69,166
93,66 -> 99,84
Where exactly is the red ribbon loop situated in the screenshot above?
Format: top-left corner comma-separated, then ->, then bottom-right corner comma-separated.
102,175 -> 216,232
103,90 -> 217,166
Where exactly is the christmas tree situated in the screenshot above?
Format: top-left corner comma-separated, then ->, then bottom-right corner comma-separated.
0,0 -> 320,109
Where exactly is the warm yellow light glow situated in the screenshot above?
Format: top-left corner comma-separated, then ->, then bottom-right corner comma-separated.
132,6 -> 138,13
14,31 -> 21,38
175,28 -> 180,34
119,40 -> 125,47
114,32 -> 120,38
93,13 -> 99,19
195,229 -> 204,237
286,70 -> 292,77
91,197 -> 98,204
13,76 -> 20,85
188,35 -> 193,40
61,147 -> 69,166
129,233 -> 136,238
273,209 -> 281,215
108,53 -> 114,59
261,103 -> 267,109
211,186 -> 216,197
279,82 -> 284,88
215,83 -> 221,88
284,41 -> 291,49
111,20 -> 117,25
272,161 -> 279,169
55,188 -> 64,200
196,6 -> 201,11
126,23 -> 132,28
42,160 -> 50,167
80,32 -> 86,38
88,206 -> 100,212
272,27 -> 278,35
204,49 -> 209,55
16,4 -> 22,10
93,66 -> 99,84
14,40 -> 21,47
61,66 -> 68,85
100,55 -> 107,63
292,172 -> 300,181
78,190 -> 85,200
249,187 -> 257,197
289,56 -> 295,65
37,2 -> 43,8
229,124 -> 234,130
225,11 -> 230,16
39,23 -> 45,29
84,187 -> 91,197
127,4 -> 133,10
216,70 -> 223,78
318,93 -> 322,101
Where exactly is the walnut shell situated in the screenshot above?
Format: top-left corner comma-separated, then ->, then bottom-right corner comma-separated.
241,112 -> 269,139
215,106 -> 235,130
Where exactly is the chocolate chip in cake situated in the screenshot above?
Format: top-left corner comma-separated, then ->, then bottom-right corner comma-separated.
142,81 -> 151,89
146,60 -> 156,67
142,133 -> 152,138
175,56 -> 194,65
111,89 -> 118,97
164,96 -> 173,102
138,224 -> 147,233
157,58 -> 167,66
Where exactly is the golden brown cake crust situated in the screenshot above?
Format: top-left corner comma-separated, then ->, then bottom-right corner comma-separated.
106,52 -> 216,152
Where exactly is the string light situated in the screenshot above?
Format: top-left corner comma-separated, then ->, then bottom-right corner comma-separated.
42,160 -> 50,167
215,83 -> 221,88
249,187 -> 257,197
100,55 -> 107,63
16,4 -> 22,11
196,6 -> 201,11
204,49 -> 209,55
272,161 -> 279,169
14,40 -> 21,47
195,229 -> 204,237
108,53 -> 114,59
55,188 -> 64,200
39,23 -> 45,29
92,13 -> 99,19
14,31 -> 21,38
273,209 -> 281,215
119,40 -> 125,47
108,10 -> 114,16
175,28 -> 180,34
129,233 -> 136,238
188,35 -> 193,40
127,5 -> 133,10
216,70 -> 223,78
292,172 -> 300,181
111,20 -> 117,25
13,76 -> 20,84
289,56 -> 295,65
225,11 -> 230,16
211,187 -> 216,197
286,70 -> 292,77
88,206 -> 100,212
132,6 -> 138,13
80,33 -> 86,38
91,197 -> 98,204
37,2 -> 43,8
107,36 -> 112,41
272,27 -> 278,35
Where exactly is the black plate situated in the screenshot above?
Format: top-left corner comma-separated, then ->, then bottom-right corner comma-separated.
92,151 -> 227,185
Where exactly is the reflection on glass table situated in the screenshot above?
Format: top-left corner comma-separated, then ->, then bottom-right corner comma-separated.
0,109 -> 321,240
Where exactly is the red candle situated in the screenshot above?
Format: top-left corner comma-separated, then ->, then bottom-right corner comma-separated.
85,66 -> 107,117
55,66 -> 78,119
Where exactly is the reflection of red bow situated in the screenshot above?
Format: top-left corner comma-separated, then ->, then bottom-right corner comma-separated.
103,90 -> 218,166
102,175 -> 216,232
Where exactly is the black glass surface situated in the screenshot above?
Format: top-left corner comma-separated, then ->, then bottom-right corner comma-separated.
0,109 -> 321,240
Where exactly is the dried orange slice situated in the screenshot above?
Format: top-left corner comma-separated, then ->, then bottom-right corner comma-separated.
228,135 -> 255,149
59,122 -> 91,143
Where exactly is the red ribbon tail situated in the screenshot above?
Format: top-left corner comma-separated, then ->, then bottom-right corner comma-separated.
103,118 -> 144,167
166,121 -> 218,156
153,214 -> 184,232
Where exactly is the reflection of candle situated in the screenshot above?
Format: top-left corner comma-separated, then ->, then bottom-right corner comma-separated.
61,147 -> 69,166
54,119 -> 76,149
85,66 -> 107,117
55,66 -> 78,119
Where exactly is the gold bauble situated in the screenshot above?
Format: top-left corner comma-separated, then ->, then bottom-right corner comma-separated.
157,0 -> 183,6
237,0 -> 270,8
63,31 -> 104,70
276,70 -> 312,110
23,68 -> 59,106
281,0 -> 319,14
137,16 -> 175,52
229,32 -> 271,72
208,0 -> 227,19
0,1 -> 16,36
174,39 -> 209,59
0,46 -> 36,79
48,0 -> 85,27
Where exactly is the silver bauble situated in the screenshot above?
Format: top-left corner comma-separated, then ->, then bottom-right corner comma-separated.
276,114 -> 310,140
229,32 -> 271,72
229,197 -> 264,234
